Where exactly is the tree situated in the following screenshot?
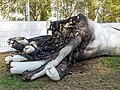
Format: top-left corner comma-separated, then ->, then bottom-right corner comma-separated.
98,0 -> 120,22
52,0 -> 85,19
0,0 -> 51,21
0,0 -> 26,20
0,0 -> 120,22
52,0 -> 120,22
29,0 -> 51,21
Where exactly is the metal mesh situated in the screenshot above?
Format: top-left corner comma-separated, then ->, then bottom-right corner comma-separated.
0,21 -> 47,52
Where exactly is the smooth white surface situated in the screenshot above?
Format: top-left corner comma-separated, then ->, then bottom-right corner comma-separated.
5,55 -> 27,64
46,66 -> 60,81
23,45 -> 35,53
10,61 -> 46,74
83,20 -> 120,58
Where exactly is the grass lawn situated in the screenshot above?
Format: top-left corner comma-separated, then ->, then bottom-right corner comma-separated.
0,53 -> 120,90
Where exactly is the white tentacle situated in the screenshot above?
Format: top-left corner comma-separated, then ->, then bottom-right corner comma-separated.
29,36 -> 82,80
46,66 -> 60,81
10,60 -> 46,74
5,55 -> 28,64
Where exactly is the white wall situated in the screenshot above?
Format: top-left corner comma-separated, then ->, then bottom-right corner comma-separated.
0,21 -> 47,52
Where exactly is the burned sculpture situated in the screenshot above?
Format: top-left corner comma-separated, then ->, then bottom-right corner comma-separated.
5,14 -> 120,81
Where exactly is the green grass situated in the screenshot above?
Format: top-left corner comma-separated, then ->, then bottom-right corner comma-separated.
100,57 -> 120,70
1,53 -> 120,90
0,68 -> 55,90
0,53 -> 58,90
0,74 -> 54,90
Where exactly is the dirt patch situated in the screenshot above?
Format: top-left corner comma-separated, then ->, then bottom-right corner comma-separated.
71,59 -> 111,74
0,53 -> 120,90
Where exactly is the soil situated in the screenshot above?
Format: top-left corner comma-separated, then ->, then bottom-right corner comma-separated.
0,53 -> 120,90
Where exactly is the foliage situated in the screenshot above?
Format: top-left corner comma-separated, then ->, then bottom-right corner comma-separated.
0,0 -> 26,20
29,0 -> 51,21
98,0 -> 120,22
52,0 -> 85,19
0,0 -> 120,22
52,0 -> 120,22
0,0 -> 51,21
